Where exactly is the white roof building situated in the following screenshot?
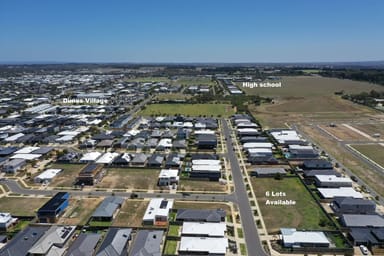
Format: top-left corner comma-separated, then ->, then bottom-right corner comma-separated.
194,130 -> 215,135
315,175 -> 353,188
80,152 -> 102,162
158,169 -> 179,186
179,237 -> 228,255
4,133 -> 24,142
318,187 -> 363,199
14,146 -> 40,154
270,130 -> 305,144
281,228 -> 330,248
10,154 -> 41,160
96,152 -> 119,164
34,169 -> 62,183
0,212 -> 18,229
181,222 -> 226,237
143,198 -> 174,225
192,159 -> 221,166
157,138 -> 173,149
192,165 -> 221,172
243,142 -> 273,149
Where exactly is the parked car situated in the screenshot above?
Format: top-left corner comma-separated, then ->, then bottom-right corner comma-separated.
360,245 -> 369,255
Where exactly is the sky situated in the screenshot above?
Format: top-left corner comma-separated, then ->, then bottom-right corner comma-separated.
0,0 -> 384,63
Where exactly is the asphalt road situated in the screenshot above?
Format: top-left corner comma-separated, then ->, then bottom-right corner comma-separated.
222,119 -> 269,256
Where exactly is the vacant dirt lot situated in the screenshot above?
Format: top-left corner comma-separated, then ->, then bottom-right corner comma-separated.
319,124 -> 366,141
241,76 -> 384,97
59,197 -> 103,225
173,201 -> 231,213
47,163 -> 86,188
352,123 -> 384,137
96,168 -> 160,190
112,199 -> 148,227
178,179 -> 227,192
0,196 -> 49,216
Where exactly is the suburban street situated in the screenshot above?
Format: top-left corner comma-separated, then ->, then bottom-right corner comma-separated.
0,179 -> 237,203
222,119 -> 269,256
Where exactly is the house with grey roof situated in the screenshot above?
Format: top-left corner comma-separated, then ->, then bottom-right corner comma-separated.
250,167 -> 287,177
176,209 -> 226,223
130,153 -> 148,166
96,228 -> 132,256
129,230 -> 164,256
147,154 -> 164,168
28,225 -> 76,255
65,233 -> 101,256
341,214 -> 384,228
92,196 -> 124,221
2,158 -> 26,173
0,225 -> 50,256
331,197 -> 376,215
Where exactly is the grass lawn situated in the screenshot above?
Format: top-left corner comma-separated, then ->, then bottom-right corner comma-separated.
164,240 -> 178,255
96,168 -> 160,190
0,197 -> 49,216
139,103 -> 235,117
251,177 -> 334,234
59,198 -> 103,226
173,201 -> 231,213
178,179 -> 227,192
46,163 -> 86,188
350,144 -> 384,167
237,227 -> 244,238
112,200 -> 149,227
88,220 -> 112,227
240,243 -> 247,255
168,225 -> 180,236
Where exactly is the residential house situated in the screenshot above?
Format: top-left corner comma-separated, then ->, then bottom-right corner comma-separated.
147,154 -> 164,168
2,158 -> 26,173
91,196 -> 124,221
179,237 -> 228,255
314,175 -> 353,188
196,134 -> 217,149
251,167 -> 287,177
0,225 -> 50,256
176,209 -> 226,222
130,153 -> 148,167
142,198 -> 174,226
96,228 -> 132,256
28,225 -> 76,255
37,192 -> 69,223
65,233 -> 101,256
129,230 -> 164,256
158,169 -> 179,186
0,213 -> 17,231
280,228 -> 330,248
76,164 -> 104,185
331,197 -> 376,215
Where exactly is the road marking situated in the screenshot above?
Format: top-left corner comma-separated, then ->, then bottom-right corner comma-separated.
342,123 -> 376,141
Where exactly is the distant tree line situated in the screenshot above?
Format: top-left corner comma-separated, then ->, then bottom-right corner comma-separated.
342,90 -> 384,107
319,69 -> 384,86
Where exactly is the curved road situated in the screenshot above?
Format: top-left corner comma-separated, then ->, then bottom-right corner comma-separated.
222,119 -> 269,256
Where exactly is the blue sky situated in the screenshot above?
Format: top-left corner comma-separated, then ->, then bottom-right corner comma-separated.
1,0 -> 383,63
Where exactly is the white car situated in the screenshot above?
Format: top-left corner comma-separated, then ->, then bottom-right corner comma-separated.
359,245 -> 368,255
